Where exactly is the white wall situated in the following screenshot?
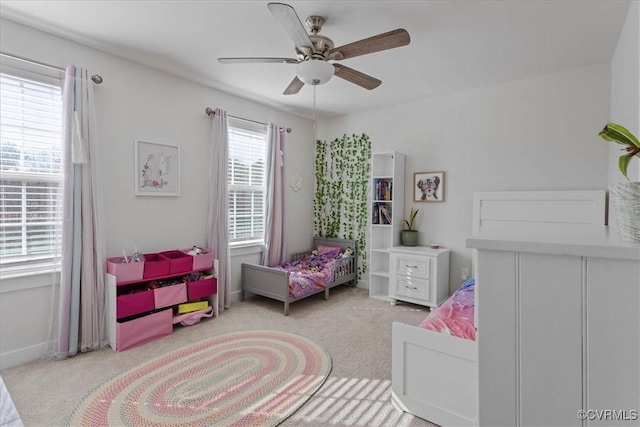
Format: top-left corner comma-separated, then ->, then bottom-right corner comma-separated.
318,64 -> 612,294
0,18 -> 316,369
609,0 -> 639,184
2,4 -> 634,368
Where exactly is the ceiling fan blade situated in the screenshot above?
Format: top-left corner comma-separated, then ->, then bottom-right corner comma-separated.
283,76 -> 304,95
329,28 -> 410,60
333,64 -> 381,90
218,57 -> 300,64
267,3 -> 313,49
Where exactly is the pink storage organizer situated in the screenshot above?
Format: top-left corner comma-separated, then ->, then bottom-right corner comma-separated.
159,250 -> 193,274
182,248 -> 214,270
116,309 -> 172,351
142,253 -> 171,279
187,278 -> 217,300
154,283 -> 187,309
106,257 -> 144,283
117,289 -> 155,319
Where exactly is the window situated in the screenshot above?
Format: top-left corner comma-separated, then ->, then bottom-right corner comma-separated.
227,118 -> 267,245
0,58 -> 64,272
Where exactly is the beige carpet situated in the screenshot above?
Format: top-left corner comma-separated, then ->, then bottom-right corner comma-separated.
1,287 -> 437,427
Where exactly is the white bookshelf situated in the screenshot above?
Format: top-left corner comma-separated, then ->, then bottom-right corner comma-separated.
369,151 -> 405,300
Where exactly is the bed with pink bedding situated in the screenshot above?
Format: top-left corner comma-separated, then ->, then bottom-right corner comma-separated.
277,248 -> 345,298
392,278 -> 477,426
419,278 -> 476,340
241,237 -> 356,316
391,190 -> 607,426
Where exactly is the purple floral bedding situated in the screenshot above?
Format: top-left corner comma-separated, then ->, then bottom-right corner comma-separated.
276,253 -> 341,298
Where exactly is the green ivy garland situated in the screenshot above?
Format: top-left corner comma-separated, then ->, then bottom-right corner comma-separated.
314,133 -> 371,281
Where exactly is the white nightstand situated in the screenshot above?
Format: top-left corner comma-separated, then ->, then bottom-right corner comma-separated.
388,246 -> 450,308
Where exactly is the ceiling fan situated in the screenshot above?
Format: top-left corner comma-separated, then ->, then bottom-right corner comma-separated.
218,2 -> 410,95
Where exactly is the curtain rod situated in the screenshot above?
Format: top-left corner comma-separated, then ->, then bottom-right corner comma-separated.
205,107 -> 292,133
1,52 -> 103,84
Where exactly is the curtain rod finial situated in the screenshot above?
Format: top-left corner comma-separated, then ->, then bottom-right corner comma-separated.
205,107 -> 214,116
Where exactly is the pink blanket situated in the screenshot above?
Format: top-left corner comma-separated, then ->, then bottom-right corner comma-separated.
276,253 -> 339,298
419,278 -> 476,341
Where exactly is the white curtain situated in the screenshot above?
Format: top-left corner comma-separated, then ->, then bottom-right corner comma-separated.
207,109 -> 231,312
54,65 -> 107,358
261,124 -> 286,266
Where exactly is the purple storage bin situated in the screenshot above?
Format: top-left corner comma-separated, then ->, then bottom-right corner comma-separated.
187,278 -> 217,300
106,257 -> 144,283
159,250 -> 193,274
182,248 -> 214,271
117,290 -> 155,319
143,253 -> 171,279
154,283 -> 187,309
116,309 -> 172,351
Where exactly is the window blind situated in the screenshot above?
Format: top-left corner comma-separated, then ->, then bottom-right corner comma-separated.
0,71 -> 63,261
227,118 -> 267,244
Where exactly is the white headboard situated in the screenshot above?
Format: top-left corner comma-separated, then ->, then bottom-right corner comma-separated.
472,190 -> 607,238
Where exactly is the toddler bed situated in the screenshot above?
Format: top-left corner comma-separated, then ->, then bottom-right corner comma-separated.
391,190 -> 606,426
241,237 -> 356,316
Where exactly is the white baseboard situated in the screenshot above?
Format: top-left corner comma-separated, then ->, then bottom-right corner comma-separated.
0,341 -> 50,370
229,289 -> 242,304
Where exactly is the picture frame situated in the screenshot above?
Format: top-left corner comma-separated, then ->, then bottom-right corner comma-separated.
414,171 -> 445,202
134,139 -> 180,196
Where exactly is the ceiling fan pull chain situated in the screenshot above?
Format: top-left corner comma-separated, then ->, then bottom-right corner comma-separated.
313,84 -> 319,132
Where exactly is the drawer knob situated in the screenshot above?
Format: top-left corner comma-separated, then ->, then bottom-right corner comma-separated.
405,285 -> 418,290
406,264 -> 418,268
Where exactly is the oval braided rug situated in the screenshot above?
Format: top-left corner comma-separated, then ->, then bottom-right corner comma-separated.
66,330 -> 331,426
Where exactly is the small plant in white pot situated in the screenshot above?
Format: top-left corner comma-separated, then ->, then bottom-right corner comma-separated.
401,207 -> 420,246
598,122 -> 640,243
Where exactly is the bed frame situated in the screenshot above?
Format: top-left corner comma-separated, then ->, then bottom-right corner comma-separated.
391,190 -> 606,426
241,237 -> 357,316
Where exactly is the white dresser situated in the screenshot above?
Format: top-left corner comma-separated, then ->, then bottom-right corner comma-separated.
467,236 -> 640,427
388,246 -> 450,308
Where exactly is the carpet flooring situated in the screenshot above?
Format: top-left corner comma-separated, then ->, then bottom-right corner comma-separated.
66,330 -> 331,426
1,286 -> 437,427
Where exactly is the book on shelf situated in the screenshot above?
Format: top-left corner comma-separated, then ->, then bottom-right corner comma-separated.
376,179 -> 393,201
379,204 -> 392,224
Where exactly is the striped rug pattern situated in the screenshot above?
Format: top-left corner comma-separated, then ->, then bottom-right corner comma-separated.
66,330 -> 331,426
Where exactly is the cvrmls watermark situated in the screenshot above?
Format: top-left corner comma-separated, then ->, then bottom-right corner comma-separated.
577,409 -> 638,421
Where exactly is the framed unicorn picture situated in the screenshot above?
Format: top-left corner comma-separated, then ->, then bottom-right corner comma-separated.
135,139 -> 180,196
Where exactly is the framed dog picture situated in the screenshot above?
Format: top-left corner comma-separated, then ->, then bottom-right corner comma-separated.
414,171 -> 445,202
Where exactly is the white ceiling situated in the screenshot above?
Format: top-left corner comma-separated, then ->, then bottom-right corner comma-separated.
0,0 -> 632,118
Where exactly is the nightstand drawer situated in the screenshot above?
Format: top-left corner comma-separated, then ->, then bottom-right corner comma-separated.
394,255 -> 430,279
394,276 -> 430,300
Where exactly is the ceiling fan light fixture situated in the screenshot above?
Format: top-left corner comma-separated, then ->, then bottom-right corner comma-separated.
296,60 -> 334,85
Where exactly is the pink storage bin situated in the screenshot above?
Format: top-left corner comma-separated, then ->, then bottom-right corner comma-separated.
187,278 -> 217,300
182,248 -> 214,271
117,290 -> 154,319
106,257 -> 144,283
154,283 -> 187,309
159,250 -> 193,274
116,309 -> 172,351
143,253 -> 171,279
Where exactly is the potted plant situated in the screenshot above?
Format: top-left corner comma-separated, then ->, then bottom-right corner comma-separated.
401,207 -> 420,246
598,122 -> 640,243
